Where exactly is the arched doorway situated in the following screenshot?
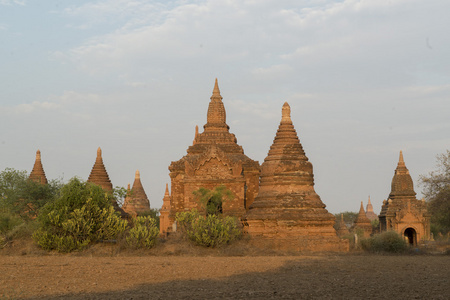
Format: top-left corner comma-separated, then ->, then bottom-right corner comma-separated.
404,227 -> 416,245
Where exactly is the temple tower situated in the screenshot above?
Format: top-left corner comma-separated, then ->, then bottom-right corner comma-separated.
159,183 -> 171,236
162,79 -> 260,235
122,170 -> 151,215
29,149 -> 48,184
379,151 -> 430,244
243,103 -> 348,252
352,201 -> 373,237
87,147 -> 113,191
365,196 -> 378,221
336,214 -> 350,237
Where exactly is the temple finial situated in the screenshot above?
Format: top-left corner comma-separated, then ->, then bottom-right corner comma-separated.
281,102 -> 292,123
135,170 -> 140,179
341,213 -> 344,222
212,78 -> 221,97
36,149 -> 41,160
193,125 -> 199,145
359,201 -> 365,213
165,183 -> 169,196
368,195 -> 371,205
97,147 -> 102,157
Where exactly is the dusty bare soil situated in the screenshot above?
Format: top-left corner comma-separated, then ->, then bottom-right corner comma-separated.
1,252 -> 449,299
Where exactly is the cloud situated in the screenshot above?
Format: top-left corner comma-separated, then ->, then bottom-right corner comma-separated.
0,0 -> 25,6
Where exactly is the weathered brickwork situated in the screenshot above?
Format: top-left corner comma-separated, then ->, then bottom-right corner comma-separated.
87,147 -> 113,192
352,201 -> 372,237
161,79 -> 260,234
379,151 -> 430,244
243,103 -> 348,252
122,170 -> 151,216
29,150 -> 48,184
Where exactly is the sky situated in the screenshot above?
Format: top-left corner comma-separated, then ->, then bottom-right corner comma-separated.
1,0 -> 449,214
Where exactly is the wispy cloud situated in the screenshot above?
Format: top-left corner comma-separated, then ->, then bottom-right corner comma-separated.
0,0 -> 25,6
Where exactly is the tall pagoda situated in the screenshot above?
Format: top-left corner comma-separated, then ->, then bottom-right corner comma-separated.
243,103 -> 348,252
87,147 -> 113,191
29,150 -> 48,184
162,79 -> 260,234
379,151 -> 430,244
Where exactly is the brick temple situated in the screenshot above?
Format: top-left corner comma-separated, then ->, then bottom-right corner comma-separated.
161,79 -> 260,234
29,150 -> 48,184
379,151 -> 430,245
122,170 -> 151,216
242,103 -> 348,252
352,201 -> 372,237
87,147 -> 113,192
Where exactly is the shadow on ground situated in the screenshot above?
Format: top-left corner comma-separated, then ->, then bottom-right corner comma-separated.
28,255 -> 449,300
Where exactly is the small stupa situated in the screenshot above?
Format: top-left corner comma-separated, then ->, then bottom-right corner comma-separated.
379,151 -> 430,244
365,196 -> 378,221
122,170 -> 151,215
159,183 -> 171,236
352,201 -> 373,237
87,147 -> 113,191
29,150 -> 48,184
336,214 -> 350,237
243,102 -> 348,252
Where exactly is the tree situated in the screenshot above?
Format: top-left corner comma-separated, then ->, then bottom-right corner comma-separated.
333,211 -> 358,231
33,177 -> 127,252
193,185 -> 234,215
0,168 -> 61,219
420,150 -> 450,235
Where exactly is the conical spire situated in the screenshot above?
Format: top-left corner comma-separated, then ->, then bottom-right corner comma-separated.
122,170 -> 151,215
29,149 -> 48,184
204,78 -> 229,132
365,196 -> 378,221
336,213 -> 349,237
131,170 -> 148,201
262,102 -> 313,187
355,201 -> 371,224
212,78 -> 221,98
389,150 -> 416,199
161,183 -> 171,211
244,102 -> 347,252
164,183 -> 169,197
87,147 -> 113,191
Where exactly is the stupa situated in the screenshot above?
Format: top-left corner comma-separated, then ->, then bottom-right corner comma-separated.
159,183 -> 171,236
243,103 -> 348,252
122,170 -> 151,215
162,79 -> 260,235
352,201 -> 372,237
336,214 -> 350,237
365,196 -> 378,221
29,150 -> 48,184
379,151 -> 430,244
87,147 -> 113,191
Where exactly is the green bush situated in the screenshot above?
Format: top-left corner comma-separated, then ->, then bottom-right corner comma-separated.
0,211 -> 39,248
176,210 -> 242,247
32,178 -> 128,252
0,168 -> 61,219
360,231 -> 408,253
126,216 -> 159,249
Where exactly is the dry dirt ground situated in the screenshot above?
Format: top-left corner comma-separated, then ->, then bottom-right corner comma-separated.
1,238 -> 449,299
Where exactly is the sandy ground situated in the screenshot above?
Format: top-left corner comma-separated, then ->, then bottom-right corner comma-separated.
1,254 -> 449,299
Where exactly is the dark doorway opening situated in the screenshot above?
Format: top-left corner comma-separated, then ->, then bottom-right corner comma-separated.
404,227 -> 416,245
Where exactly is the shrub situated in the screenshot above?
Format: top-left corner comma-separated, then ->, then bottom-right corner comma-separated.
33,178 -> 128,252
126,216 -> 159,249
176,210 -> 242,247
360,231 -> 408,253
